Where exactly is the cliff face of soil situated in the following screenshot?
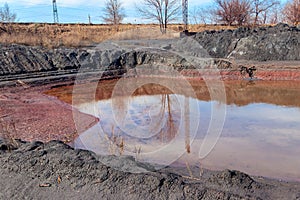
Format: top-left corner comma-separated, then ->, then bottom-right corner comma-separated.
0,139 -> 299,200
0,43 -> 190,80
193,23 -> 300,61
0,45 -> 88,76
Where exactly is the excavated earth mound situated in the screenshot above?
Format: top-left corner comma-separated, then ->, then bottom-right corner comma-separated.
193,23 -> 300,61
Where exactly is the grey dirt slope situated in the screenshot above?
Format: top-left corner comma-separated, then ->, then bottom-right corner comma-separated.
193,23 -> 300,61
0,140 -> 299,199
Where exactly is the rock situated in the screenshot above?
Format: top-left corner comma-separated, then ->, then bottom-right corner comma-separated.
209,169 -> 258,189
0,40 -> 196,80
193,23 -> 300,61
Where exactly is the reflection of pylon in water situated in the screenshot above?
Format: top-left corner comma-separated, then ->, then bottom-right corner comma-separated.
184,97 -> 191,153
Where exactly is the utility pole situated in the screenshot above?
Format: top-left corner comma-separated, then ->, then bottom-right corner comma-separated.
53,0 -> 59,23
88,14 -> 91,24
182,0 -> 188,32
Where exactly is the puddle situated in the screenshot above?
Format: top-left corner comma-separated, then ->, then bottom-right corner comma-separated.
47,79 -> 300,181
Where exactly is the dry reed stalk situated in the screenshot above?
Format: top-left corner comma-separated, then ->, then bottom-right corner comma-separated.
133,145 -> 142,160
103,125 -> 125,156
185,161 -> 194,179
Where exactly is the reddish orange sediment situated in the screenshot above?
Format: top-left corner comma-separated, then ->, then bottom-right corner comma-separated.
2,64 -> 300,142
180,69 -> 300,81
0,83 -> 98,143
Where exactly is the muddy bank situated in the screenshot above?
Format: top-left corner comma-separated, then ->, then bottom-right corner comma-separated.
0,83 -> 98,143
0,139 -> 299,199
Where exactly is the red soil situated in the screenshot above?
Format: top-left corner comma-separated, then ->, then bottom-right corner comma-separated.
0,83 -> 98,143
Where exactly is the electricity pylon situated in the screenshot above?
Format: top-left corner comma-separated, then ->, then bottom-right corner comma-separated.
53,0 -> 59,23
182,0 -> 188,31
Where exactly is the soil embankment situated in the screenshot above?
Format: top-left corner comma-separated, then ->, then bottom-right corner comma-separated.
0,139 -> 299,199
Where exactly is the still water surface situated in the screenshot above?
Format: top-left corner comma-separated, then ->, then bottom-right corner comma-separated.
49,79 -> 300,181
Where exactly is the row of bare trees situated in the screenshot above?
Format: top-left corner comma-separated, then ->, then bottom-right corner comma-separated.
104,0 -> 299,32
103,0 -> 181,33
1,0 -> 299,31
192,0 -> 300,26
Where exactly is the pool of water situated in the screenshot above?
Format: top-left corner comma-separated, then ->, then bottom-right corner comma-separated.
48,79 -> 300,181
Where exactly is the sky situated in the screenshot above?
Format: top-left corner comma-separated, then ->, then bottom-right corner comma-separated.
0,0 -> 287,24
0,0 -> 213,23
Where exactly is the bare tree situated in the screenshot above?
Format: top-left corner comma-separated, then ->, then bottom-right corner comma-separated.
266,3 -> 284,24
190,6 -> 217,25
214,0 -> 252,26
252,0 -> 280,25
103,0 -> 125,25
137,0 -> 181,33
283,0 -> 300,25
0,2 -> 16,23
189,7 -> 200,24
214,0 -> 235,25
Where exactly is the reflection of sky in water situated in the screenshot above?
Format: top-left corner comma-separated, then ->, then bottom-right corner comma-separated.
77,94 -> 200,144
74,94 -> 300,182
222,104 -> 300,143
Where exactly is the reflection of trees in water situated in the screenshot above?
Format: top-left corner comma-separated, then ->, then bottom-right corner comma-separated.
158,94 -> 176,142
104,93 -> 191,154
158,94 -> 191,154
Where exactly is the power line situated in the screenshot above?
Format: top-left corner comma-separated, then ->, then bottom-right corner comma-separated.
53,0 -> 59,23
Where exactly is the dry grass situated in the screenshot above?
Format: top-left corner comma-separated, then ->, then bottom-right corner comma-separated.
104,125 -> 125,156
0,117 -> 19,150
134,145 -> 142,160
182,161 -> 205,181
185,161 -> 194,179
186,24 -> 237,32
0,23 -> 236,48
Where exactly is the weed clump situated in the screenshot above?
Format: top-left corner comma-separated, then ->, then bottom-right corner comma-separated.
0,118 -> 19,151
